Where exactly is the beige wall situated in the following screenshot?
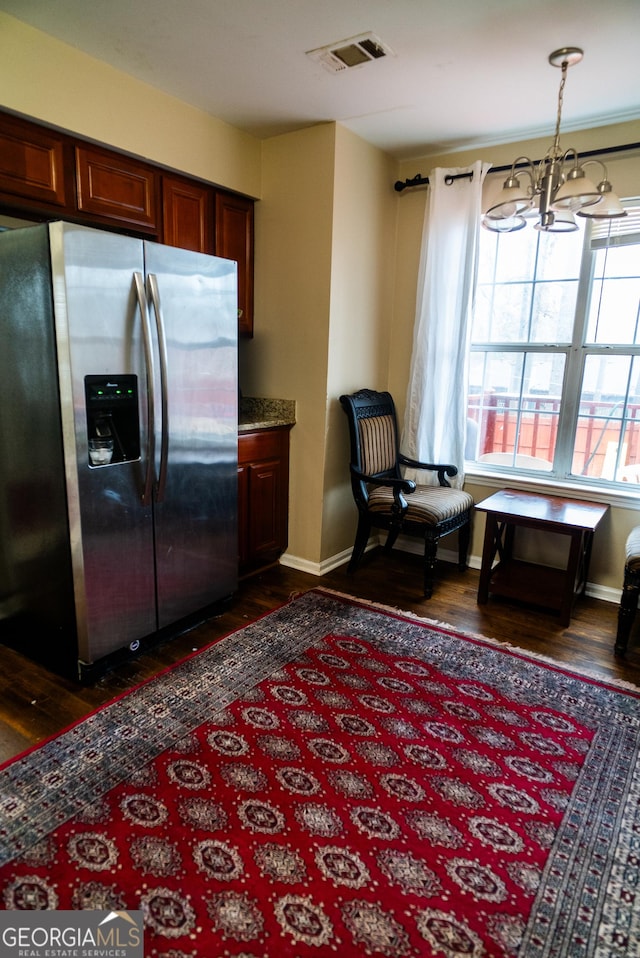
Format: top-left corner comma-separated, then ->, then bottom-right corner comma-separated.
243,124 -> 398,568
242,124 -> 337,566
322,126 -> 398,563
0,13 -> 261,198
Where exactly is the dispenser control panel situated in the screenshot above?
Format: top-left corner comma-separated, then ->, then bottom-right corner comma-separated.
86,377 -> 137,406
85,375 -> 140,465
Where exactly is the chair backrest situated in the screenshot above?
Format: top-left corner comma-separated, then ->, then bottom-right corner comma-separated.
339,390 -> 401,503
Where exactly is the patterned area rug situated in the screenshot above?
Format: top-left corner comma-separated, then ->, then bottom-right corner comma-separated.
1,589 -> 639,957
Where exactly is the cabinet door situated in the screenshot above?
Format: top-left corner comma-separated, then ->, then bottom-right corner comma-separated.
0,113 -> 69,209
215,191 -> 254,336
237,463 -> 250,566
238,428 -> 290,574
247,458 -> 286,561
163,175 -> 213,253
75,145 -> 159,231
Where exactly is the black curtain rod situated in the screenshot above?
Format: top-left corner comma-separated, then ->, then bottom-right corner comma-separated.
393,141 -> 640,192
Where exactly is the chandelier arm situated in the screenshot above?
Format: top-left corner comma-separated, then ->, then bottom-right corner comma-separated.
579,158 -> 608,180
509,157 -> 537,194
509,156 -> 535,178
561,147 -> 580,169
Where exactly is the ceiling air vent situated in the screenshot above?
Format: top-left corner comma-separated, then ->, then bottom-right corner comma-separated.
306,33 -> 394,74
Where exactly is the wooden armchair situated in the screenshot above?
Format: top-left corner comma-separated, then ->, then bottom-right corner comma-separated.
339,388 -> 474,598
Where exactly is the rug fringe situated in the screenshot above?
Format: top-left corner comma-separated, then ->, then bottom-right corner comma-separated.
304,587 -> 640,694
287,590 -> 306,602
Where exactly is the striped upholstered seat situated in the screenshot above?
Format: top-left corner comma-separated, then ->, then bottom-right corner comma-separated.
615,525 -> 640,655
339,388 -> 473,598
368,485 -> 474,525
624,526 -> 640,573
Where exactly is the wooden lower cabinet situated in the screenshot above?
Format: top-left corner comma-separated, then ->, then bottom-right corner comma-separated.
238,426 -> 291,575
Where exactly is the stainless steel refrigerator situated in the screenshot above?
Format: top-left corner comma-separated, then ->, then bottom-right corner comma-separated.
0,221 -> 238,680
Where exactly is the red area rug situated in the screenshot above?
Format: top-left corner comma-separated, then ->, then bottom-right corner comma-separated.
1,589 -> 639,956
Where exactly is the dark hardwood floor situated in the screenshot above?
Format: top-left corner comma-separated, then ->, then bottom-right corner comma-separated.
1,549 -> 638,766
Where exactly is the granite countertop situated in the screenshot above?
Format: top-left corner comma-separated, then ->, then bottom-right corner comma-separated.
238,397 -> 296,432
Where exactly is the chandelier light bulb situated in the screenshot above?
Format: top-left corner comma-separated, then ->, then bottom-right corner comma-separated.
553,167 -> 601,211
485,171 -> 534,220
576,173 -> 627,219
485,189 -> 530,220
482,213 -> 527,233
534,210 -> 578,232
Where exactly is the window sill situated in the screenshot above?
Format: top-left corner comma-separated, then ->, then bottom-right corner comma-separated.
464,465 -> 640,511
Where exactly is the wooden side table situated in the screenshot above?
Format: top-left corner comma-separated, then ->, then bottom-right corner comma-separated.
476,489 -> 608,626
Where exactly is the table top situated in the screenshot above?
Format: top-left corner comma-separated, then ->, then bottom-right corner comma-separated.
476,489 -> 609,531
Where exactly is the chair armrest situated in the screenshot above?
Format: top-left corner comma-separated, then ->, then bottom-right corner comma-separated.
351,466 -> 416,493
350,466 -> 415,517
398,454 -> 458,488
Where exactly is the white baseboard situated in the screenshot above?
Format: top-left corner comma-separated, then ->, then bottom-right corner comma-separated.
280,537 -> 621,606
280,546 -> 363,577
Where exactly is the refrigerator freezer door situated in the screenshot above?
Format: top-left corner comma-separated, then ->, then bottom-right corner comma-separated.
0,226 -> 75,650
144,242 -> 238,628
50,223 -> 156,664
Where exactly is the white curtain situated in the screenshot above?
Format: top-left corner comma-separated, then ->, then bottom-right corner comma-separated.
402,160 -> 491,487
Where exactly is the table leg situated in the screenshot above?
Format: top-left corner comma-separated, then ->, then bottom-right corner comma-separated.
477,515 -> 498,604
560,530 -> 584,627
579,530 -> 595,595
504,522 -> 515,560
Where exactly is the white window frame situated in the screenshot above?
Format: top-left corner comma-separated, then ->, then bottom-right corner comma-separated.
466,198 -> 640,502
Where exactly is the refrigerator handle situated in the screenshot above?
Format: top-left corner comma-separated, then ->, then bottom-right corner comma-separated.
134,271 -> 156,506
147,273 -> 170,503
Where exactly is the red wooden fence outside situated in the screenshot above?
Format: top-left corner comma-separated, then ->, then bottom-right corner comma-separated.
467,392 -> 640,480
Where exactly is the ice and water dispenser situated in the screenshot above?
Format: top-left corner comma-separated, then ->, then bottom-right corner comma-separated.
85,375 -> 140,466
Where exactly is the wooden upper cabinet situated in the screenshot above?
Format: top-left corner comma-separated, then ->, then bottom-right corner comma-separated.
75,145 -> 159,231
0,111 -> 255,337
215,191 -> 254,337
0,113 -> 68,209
162,175 -> 213,253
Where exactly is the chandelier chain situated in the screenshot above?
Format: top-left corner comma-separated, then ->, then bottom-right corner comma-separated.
552,61 -> 568,158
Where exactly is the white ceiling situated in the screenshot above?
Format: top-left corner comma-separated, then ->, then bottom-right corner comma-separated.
2,0 -> 640,160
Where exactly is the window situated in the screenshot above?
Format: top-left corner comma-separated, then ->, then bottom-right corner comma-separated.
466,200 -> 640,488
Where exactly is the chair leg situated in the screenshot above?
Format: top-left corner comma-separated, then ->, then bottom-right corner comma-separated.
458,519 -> 471,572
348,515 -> 372,573
383,528 -> 400,553
423,537 -> 438,599
615,572 -> 639,655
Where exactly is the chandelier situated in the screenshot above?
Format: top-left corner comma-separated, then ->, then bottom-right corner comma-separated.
484,47 -> 626,233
